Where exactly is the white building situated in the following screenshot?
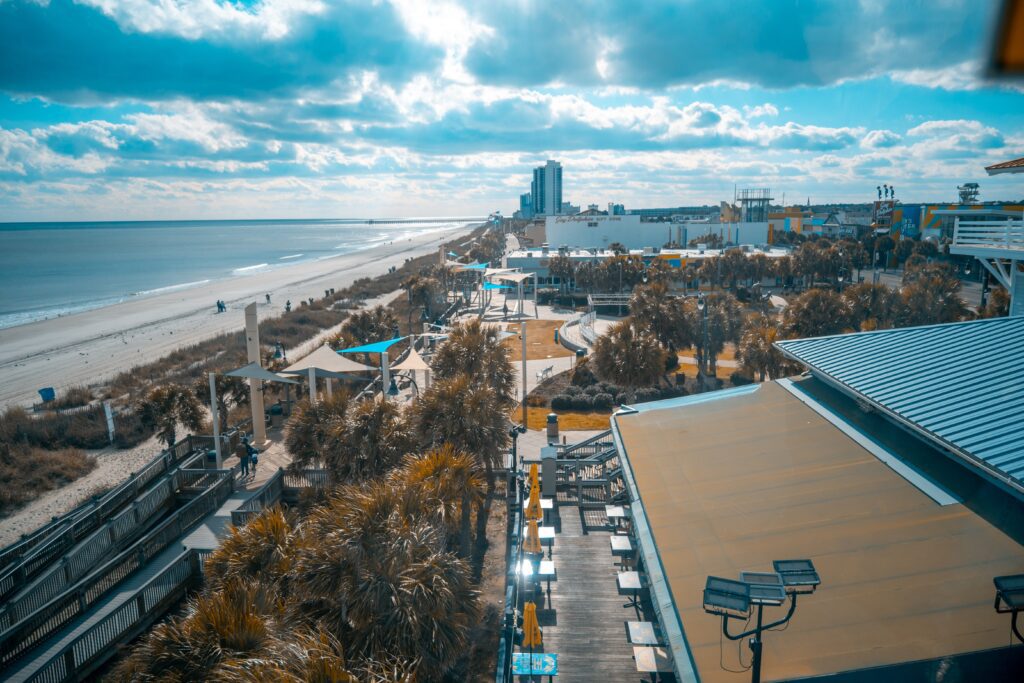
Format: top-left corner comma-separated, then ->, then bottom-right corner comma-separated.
545,214 -> 769,251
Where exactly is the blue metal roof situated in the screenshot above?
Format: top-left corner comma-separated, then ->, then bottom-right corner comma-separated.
776,317 -> 1024,492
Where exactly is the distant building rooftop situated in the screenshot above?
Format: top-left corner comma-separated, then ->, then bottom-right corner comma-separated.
986,157 -> 1024,175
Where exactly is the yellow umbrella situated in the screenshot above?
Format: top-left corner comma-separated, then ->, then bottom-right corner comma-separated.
523,518 -> 542,555
522,601 -> 542,649
525,480 -> 543,521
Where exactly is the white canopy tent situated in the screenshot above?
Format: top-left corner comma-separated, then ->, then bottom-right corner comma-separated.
210,363 -> 298,468
391,346 -> 431,391
281,344 -> 373,402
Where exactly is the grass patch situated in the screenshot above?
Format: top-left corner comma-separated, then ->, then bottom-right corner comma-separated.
0,405 -> 110,450
0,445 -> 96,517
501,320 -> 574,362
520,405 -> 612,431
48,386 -> 94,410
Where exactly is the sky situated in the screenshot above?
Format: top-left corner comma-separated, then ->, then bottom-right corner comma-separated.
1,0 -> 1023,221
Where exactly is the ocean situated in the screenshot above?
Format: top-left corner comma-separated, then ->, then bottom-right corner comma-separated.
0,219 -> 473,330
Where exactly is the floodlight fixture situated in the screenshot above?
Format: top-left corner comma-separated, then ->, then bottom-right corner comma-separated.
773,559 -> 821,595
993,573 -> 1024,643
703,576 -> 751,618
697,293 -> 706,311
740,571 -> 786,606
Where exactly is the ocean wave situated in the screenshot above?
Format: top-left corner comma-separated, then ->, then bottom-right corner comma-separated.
279,253 -> 304,260
232,263 -> 269,274
134,279 -> 211,297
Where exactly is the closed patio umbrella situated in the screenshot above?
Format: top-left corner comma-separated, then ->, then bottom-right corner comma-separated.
523,518 -> 542,555
522,601 -> 543,668
525,479 -> 542,521
529,463 -> 540,492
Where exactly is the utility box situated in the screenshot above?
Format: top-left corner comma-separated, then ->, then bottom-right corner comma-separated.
546,412 -> 559,439
541,446 -> 557,498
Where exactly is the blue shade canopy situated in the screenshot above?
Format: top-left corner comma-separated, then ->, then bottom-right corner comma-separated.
461,262 -> 488,270
484,282 -> 512,290
447,251 -> 458,257
338,336 -> 407,354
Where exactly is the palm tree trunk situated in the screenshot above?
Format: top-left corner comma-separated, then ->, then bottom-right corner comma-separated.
460,492 -> 473,559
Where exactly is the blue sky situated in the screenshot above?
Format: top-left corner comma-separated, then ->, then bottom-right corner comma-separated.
0,0 -> 1022,221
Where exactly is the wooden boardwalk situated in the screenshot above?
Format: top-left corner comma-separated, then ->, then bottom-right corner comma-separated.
2,490 -> 250,682
523,503 -> 672,683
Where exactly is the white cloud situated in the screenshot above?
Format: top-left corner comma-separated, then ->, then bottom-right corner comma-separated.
79,0 -> 325,41
862,129 -> 901,148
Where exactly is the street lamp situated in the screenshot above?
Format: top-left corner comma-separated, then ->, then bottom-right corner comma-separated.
696,294 -> 708,390
993,573 -> 1024,643
703,559 -> 820,683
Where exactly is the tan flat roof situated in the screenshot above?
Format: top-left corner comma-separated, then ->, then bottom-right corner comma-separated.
614,381 -> 1024,682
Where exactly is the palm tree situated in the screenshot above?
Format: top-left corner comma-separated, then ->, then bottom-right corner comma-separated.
193,373 -> 248,432
547,254 -> 576,294
293,480 -> 479,680
111,579 -> 310,681
783,288 -> 855,338
341,305 -> 398,345
737,315 -> 785,381
284,393 -> 350,473
205,505 -> 299,592
898,266 -> 968,327
629,283 -> 694,350
842,282 -> 899,330
412,375 -> 509,496
138,384 -> 204,449
592,320 -> 667,388
430,319 -> 516,404
608,241 -> 627,255
703,293 -> 745,376
329,397 -> 413,481
393,444 -> 485,558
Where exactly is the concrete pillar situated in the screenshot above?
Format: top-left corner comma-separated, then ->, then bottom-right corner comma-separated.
308,367 -> 316,404
244,303 -> 267,446
209,373 -> 222,468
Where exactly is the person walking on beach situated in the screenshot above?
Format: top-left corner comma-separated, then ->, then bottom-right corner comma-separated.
285,300 -> 291,312
235,437 -> 250,477
265,293 -> 271,304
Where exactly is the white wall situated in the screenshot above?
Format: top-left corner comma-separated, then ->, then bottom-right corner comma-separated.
545,214 -> 675,250
680,222 -> 769,246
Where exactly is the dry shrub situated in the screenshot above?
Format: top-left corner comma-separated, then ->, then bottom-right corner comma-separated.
49,386 -> 94,410
0,444 -> 96,517
0,405 -> 109,450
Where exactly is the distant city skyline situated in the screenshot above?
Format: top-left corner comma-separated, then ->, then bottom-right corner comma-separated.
1,0 -> 1023,221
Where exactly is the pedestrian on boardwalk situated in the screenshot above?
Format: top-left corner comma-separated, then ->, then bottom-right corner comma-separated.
247,440 -> 259,476
236,437 -> 250,477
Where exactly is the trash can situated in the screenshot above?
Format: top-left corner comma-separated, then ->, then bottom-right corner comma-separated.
546,412 -> 559,440
269,403 -> 284,429
575,349 -> 586,364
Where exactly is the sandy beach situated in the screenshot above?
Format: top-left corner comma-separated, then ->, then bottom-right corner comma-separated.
0,223 -> 475,408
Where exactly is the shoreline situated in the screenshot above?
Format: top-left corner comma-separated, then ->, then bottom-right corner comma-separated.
0,223 -> 476,408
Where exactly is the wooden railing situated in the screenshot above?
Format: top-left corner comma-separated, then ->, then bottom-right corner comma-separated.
230,470 -> 285,527
0,437 -> 204,591
0,472 -> 234,667
24,549 -> 205,683
952,218 -> 1024,251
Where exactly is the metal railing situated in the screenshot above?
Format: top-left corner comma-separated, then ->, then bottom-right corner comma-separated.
495,473 -> 524,683
952,218 -> 1024,251
557,429 -> 613,458
230,470 -> 285,527
0,472 -> 234,667
25,549 -> 205,683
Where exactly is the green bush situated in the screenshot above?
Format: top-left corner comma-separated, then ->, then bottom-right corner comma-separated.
583,385 -> 602,397
730,371 -> 755,386
550,395 -> 573,410
564,385 -> 582,397
593,393 -> 614,410
571,395 -> 594,411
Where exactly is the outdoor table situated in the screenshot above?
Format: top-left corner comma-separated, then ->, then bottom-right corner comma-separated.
512,652 -> 558,681
523,525 -> 556,558
633,646 -> 672,682
618,571 -> 642,611
537,559 -> 556,596
627,621 -> 659,645
605,504 -> 628,533
610,535 -> 633,571
541,497 -> 554,524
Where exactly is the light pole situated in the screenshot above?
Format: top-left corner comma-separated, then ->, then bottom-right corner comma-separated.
704,559 -> 821,683
697,293 -> 708,391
